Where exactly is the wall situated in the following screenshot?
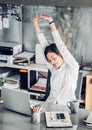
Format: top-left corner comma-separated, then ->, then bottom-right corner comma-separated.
0,6 -> 22,44
0,0 -> 92,7
22,6 -> 92,65
0,5 -> 92,65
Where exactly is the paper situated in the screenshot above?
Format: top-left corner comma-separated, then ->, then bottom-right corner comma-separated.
45,111 -> 73,128
86,112 -> 92,124
14,51 -> 35,59
30,78 -> 47,92
14,51 -> 35,65
5,74 -> 20,84
4,82 -> 19,89
3,17 -> 9,28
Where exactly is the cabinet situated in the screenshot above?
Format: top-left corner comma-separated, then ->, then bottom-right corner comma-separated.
0,63 -> 48,115
85,71 -> 92,110
0,62 -> 48,88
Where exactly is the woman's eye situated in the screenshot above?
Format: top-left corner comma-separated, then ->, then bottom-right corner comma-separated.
48,59 -> 51,63
53,57 -> 56,60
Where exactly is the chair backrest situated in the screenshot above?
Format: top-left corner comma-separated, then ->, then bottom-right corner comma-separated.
75,72 -> 83,99
75,70 -> 90,100
44,70 -> 51,100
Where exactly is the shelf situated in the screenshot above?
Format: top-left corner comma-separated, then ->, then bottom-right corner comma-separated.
0,63 -> 48,72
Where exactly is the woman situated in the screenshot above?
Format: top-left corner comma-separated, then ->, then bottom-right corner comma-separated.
33,14 -> 79,105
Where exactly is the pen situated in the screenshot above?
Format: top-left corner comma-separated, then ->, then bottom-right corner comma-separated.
50,112 -> 53,120
38,105 -> 45,112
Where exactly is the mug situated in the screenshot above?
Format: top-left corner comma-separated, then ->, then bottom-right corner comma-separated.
67,100 -> 79,113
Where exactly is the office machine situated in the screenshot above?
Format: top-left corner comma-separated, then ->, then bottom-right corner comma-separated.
0,42 -> 22,55
0,42 -> 22,63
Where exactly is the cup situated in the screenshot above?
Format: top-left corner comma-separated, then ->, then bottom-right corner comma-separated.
31,112 -> 40,124
67,100 -> 79,114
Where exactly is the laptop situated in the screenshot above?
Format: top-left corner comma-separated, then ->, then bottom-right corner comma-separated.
1,87 -> 31,116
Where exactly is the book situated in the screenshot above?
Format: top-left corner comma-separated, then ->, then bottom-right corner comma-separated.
29,78 -> 47,94
45,111 -> 73,128
4,74 -> 20,89
5,74 -> 20,84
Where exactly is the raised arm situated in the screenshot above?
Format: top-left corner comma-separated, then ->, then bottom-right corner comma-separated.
33,14 -> 60,50
38,14 -> 57,31
33,15 -> 48,50
33,15 -> 42,34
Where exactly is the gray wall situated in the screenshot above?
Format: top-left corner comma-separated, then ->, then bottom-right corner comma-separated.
0,7 -> 22,44
0,5 -> 92,65
22,6 -> 92,65
0,0 -> 92,7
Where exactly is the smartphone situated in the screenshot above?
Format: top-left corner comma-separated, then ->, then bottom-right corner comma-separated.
56,113 -> 65,119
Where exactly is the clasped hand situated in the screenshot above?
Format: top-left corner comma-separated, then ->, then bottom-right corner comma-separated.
33,14 -> 53,23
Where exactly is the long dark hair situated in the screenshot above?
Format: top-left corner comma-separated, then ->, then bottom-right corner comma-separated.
44,43 -> 62,60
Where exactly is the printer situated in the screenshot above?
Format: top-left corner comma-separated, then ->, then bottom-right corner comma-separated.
0,42 -> 22,55
0,42 -> 22,63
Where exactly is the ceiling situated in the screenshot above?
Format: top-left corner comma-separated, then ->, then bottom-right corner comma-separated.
0,0 -> 92,7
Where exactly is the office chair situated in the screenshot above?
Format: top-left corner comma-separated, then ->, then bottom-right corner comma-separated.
75,72 -> 83,100
75,71 -> 87,108
44,70 -> 51,100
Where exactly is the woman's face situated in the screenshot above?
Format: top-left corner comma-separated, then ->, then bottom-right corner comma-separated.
46,52 -> 64,69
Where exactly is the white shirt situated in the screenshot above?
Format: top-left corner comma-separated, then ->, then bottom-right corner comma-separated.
37,30 -> 79,105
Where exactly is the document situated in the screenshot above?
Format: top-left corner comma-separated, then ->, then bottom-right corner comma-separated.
30,78 -> 47,94
14,51 -> 35,65
45,111 -> 73,128
85,111 -> 92,124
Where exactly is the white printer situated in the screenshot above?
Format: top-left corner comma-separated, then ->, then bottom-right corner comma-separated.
0,42 -> 22,63
0,42 -> 22,55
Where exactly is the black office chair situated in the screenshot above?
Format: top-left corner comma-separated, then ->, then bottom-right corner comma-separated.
44,70 -> 51,101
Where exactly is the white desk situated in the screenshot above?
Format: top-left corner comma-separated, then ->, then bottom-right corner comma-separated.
0,63 -> 48,72
0,102 -> 91,130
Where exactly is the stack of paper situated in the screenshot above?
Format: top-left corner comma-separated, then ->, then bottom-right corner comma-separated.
4,74 -> 20,89
45,111 -> 73,128
14,51 -> 35,65
29,78 -> 47,101
83,112 -> 92,127
0,68 -> 13,82
30,78 -> 47,94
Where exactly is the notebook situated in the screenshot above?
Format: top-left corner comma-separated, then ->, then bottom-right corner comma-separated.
45,111 -> 73,128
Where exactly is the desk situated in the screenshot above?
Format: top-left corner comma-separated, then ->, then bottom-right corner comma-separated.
0,103 -> 91,130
